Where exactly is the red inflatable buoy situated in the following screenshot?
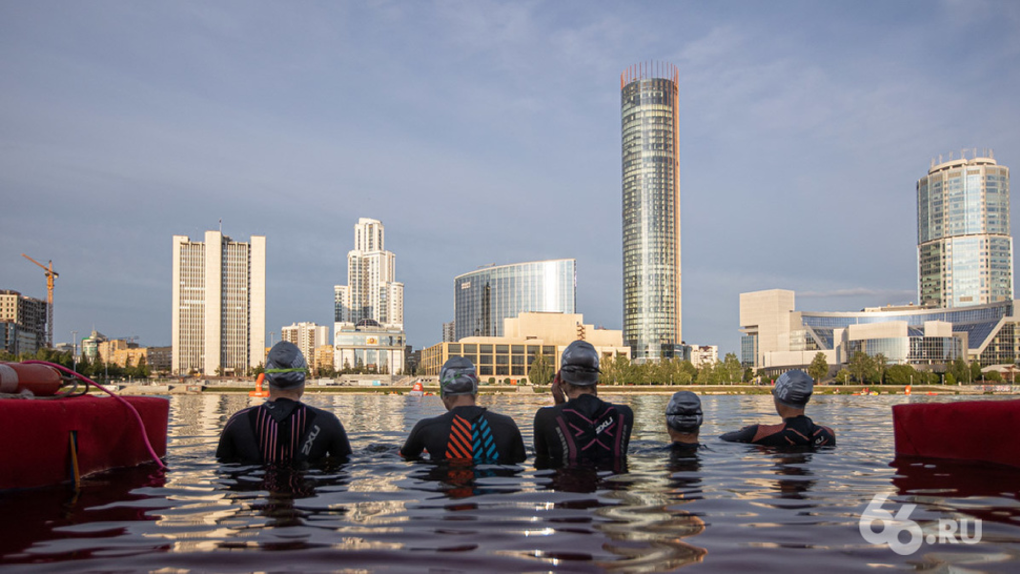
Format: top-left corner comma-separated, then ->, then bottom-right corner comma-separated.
0,362 -> 63,396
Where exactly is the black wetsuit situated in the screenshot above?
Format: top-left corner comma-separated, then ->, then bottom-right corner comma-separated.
400,405 -> 526,464
533,393 -> 633,467
216,398 -> 352,465
720,415 -> 836,447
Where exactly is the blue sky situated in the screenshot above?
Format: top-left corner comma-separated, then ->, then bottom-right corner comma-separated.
2,0 -> 1019,357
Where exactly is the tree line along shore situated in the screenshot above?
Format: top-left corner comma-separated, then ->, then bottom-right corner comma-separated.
109,382 -> 1015,396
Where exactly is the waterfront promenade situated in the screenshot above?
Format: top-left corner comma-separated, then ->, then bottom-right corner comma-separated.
111,380 -> 1018,396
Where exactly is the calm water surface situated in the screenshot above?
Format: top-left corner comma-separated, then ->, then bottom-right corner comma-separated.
2,393 -> 1019,573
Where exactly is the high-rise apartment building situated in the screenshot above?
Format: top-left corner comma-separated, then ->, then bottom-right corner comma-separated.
621,62 -> 682,363
454,259 -> 576,341
282,322 -> 329,370
917,150 -> 1012,308
171,231 -> 266,376
0,289 -> 47,355
334,218 -> 404,329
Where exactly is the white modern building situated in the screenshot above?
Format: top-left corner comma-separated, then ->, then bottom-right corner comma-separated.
333,320 -> 406,374
334,218 -> 404,330
689,345 -> 719,367
281,322 -> 329,369
172,231 -> 266,376
736,289 -> 1020,375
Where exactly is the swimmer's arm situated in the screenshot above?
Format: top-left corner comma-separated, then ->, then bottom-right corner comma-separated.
399,420 -> 427,460
215,411 -> 246,461
215,431 -> 235,461
532,409 -> 551,458
719,425 -> 759,443
550,372 -> 565,405
331,420 -> 353,460
510,424 -> 527,463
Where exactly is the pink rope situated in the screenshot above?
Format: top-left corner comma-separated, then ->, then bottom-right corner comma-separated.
22,360 -> 168,470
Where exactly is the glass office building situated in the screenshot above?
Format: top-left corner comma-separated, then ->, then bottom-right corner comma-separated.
621,62 -> 682,363
454,260 -> 575,341
918,151 -> 1012,308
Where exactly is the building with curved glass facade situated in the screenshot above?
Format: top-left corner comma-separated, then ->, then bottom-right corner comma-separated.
918,151 -> 1012,308
740,289 -> 1020,374
621,62 -> 681,363
453,260 -> 575,341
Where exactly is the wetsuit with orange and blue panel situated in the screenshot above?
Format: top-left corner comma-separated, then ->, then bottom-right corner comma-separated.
399,357 -> 526,464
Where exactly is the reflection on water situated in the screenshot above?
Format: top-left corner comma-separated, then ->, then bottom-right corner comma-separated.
1,393 -> 1020,572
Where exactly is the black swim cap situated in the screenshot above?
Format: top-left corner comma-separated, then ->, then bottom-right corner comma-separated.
560,340 -> 600,386
666,391 -> 703,432
773,369 -> 813,408
440,357 -> 479,397
264,341 -> 308,389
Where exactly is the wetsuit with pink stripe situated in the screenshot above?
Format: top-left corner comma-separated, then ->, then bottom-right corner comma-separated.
533,393 -> 633,467
216,398 -> 352,465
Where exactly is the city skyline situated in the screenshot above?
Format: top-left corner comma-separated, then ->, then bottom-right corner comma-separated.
3,2 -> 1020,356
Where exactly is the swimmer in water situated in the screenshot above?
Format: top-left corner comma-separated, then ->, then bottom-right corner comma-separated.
533,340 -> 634,468
665,390 -> 703,454
400,357 -> 526,463
216,341 -> 352,465
720,369 -> 836,447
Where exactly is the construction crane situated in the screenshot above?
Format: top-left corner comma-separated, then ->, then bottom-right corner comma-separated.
22,253 -> 58,348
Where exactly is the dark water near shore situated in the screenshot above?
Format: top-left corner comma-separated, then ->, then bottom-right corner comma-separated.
2,393 -> 1019,573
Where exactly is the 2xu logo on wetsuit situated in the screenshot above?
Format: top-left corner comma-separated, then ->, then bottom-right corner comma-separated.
301,424 -> 321,456
859,493 -> 981,555
595,415 -> 614,435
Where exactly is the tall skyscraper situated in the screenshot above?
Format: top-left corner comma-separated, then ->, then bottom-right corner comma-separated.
917,150 -> 1012,308
454,259 -> 576,341
621,62 -> 682,363
334,218 -> 404,329
171,231 -> 266,376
